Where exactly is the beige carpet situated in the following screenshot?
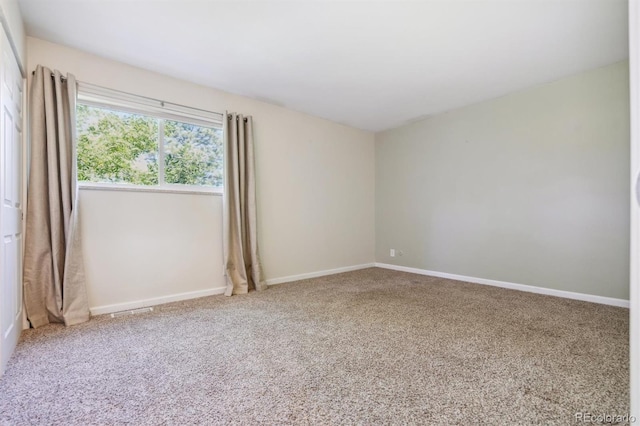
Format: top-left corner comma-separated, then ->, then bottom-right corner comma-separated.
0,268 -> 629,425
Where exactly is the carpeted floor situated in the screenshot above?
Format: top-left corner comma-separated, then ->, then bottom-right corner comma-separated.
0,268 -> 629,425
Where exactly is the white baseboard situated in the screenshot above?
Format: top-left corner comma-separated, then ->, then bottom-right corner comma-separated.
90,287 -> 227,316
266,263 -> 376,286
90,263 -> 376,315
375,262 -> 629,308
90,262 -> 624,315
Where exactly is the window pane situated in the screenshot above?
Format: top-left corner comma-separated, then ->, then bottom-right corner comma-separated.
77,104 -> 159,185
163,120 -> 223,187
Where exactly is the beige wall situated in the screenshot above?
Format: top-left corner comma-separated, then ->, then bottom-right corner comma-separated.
26,36 -> 629,307
376,61 -> 630,299
27,37 -> 375,312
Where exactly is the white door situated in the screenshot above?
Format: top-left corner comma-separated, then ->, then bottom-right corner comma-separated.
0,25 -> 23,375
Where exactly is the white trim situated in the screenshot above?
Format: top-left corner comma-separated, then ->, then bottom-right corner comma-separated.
0,15 -> 24,77
266,263 -> 376,286
375,263 -> 630,308
158,119 -> 166,185
79,182 -> 223,196
89,287 -> 226,316
77,82 -> 224,127
79,98 -> 221,130
629,0 -> 640,416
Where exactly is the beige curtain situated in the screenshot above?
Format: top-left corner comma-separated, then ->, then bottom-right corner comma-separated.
223,113 -> 266,296
23,66 -> 89,327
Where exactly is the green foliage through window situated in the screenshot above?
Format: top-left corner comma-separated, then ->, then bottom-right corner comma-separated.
164,120 -> 223,186
76,104 -> 223,187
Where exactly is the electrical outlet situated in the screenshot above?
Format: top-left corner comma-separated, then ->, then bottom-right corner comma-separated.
390,249 -> 396,257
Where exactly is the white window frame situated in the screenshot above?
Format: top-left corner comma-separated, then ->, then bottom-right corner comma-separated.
76,82 -> 225,196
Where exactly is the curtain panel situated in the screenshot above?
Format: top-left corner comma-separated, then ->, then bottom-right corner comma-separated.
223,112 -> 266,296
23,66 -> 89,327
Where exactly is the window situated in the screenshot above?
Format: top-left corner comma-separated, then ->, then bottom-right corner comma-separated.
76,84 -> 223,193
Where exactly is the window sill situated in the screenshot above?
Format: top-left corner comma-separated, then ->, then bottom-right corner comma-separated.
78,182 -> 223,196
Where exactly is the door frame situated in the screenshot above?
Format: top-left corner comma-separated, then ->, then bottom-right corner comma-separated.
0,21 -> 23,375
630,0 -> 639,416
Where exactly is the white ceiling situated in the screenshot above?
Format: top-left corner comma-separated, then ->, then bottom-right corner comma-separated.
19,0 -> 628,132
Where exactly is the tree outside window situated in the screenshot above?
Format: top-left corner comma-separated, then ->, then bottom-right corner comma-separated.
76,104 -> 223,188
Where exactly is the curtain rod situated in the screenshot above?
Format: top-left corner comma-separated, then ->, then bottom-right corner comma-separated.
30,71 -> 225,120
79,81 -> 224,120
31,70 -> 67,81
228,115 -> 248,122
